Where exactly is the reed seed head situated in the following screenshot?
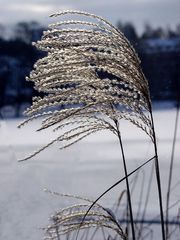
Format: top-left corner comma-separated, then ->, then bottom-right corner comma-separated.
43,191 -> 127,240
19,10 -> 153,161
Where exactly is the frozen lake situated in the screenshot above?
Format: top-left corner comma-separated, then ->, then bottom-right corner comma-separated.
0,104 -> 180,239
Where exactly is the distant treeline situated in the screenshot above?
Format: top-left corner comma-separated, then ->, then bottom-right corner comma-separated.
0,21 -> 180,117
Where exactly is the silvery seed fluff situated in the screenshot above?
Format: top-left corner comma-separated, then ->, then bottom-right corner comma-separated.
19,10 -> 153,161
42,190 -> 127,239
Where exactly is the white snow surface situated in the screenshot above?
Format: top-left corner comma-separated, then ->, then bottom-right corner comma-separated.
0,105 -> 180,240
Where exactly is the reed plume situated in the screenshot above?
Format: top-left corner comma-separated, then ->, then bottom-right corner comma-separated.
19,10 -> 165,240
19,10 -> 153,159
43,190 -> 127,240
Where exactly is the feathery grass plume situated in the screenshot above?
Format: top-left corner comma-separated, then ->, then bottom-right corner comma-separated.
18,10 -> 165,240
43,190 -> 127,240
18,10 -> 153,160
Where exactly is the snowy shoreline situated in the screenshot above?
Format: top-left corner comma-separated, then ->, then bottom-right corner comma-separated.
0,107 -> 179,239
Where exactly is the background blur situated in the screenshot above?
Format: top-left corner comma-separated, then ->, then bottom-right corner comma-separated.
0,0 -> 180,117
0,2 -> 180,240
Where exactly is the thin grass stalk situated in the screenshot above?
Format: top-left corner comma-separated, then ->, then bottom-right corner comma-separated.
165,97 -> 180,239
168,208 -> 180,238
126,168 -> 140,237
149,104 -> 166,240
89,227 -> 99,240
136,170 -> 145,221
115,120 -> 136,240
76,156 -> 155,240
113,189 -> 126,213
137,163 -> 154,239
145,199 -> 180,231
125,195 -> 130,237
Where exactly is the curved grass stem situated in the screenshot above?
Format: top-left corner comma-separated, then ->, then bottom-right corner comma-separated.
149,107 -> 166,240
115,120 -> 136,240
165,98 -> 180,239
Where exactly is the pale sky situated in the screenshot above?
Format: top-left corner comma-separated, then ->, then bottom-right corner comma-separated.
0,0 -> 179,34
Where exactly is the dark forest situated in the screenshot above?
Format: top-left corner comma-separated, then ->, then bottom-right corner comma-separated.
0,21 -> 180,117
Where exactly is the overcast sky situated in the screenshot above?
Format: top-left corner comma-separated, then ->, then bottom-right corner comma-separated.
0,0 -> 179,34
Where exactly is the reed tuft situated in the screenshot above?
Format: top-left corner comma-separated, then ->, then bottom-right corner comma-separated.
19,10 -> 153,161
19,10 -> 166,240
43,190 -> 127,240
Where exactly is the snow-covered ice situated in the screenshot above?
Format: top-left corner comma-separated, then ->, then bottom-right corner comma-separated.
0,104 -> 179,239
